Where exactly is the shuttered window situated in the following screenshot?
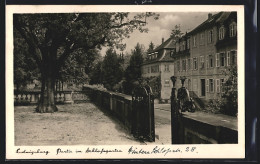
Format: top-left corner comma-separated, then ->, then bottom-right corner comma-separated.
216,79 -> 220,93
206,79 -> 209,92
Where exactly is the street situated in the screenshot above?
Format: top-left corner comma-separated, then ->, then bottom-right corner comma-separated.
152,104 -> 172,145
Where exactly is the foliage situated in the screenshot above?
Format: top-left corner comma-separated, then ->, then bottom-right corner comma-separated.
102,48 -> 123,91
14,12 -> 159,112
142,76 -> 161,99
220,65 -> 238,116
147,41 -> 155,53
124,43 -> 144,94
170,24 -> 184,41
207,65 -> 238,116
89,61 -> 103,85
14,30 -> 40,90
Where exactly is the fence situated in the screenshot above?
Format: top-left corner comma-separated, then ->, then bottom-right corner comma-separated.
14,90 -> 89,105
82,86 -> 133,131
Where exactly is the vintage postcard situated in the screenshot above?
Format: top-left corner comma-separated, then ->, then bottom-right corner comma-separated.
6,5 -> 245,159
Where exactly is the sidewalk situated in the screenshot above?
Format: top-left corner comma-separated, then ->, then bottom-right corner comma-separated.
15,103 -> 141,146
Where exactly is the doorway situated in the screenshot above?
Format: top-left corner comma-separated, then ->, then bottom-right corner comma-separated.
201,79 -> 205,96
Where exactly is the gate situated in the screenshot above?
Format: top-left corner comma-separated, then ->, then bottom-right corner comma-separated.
171,76 -> 196,144
132,85 -> 155,142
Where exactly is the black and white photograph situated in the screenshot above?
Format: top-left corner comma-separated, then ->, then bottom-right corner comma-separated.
6,5 -> 245,159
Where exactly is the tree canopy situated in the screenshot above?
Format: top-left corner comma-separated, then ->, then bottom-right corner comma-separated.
14,12 -> 159,112
124,43 -> 145,94
102,48 -> 123,91
170,24 -> 184,41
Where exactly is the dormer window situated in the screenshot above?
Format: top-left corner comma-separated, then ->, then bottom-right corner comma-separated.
155,52 -> 158,58
229,22 -> 237,37
219,26 -> 225,40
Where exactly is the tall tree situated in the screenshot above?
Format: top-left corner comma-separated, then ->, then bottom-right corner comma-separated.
124,43 -> 144,94
102,48 -> 123,90
147,41 -> 155,53
14,12 -> 159,113
170,24 -> 184,41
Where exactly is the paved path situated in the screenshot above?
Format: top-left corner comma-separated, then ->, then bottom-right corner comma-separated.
15,103 -> 142,146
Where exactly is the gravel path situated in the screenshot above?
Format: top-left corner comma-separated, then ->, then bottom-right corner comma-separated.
15,103 -> 141,146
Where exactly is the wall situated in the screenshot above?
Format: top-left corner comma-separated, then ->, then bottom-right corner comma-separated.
82,86 -> 133,131
180,115 -> 238,144
83,86 -> 237,144
14,90 -> 89,105
160,62 -> 175,102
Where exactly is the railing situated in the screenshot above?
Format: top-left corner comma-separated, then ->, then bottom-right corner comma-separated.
82,86 -> 133,131
14,90 -> 90,106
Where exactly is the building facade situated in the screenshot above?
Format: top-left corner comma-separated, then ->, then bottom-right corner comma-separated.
173,12 -> 237,103
141,38 -> 176,102
141,12 -> 237,104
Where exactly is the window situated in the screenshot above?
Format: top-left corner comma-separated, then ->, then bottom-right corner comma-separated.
219,26 -> 225,40
206,79 -> 209,92
147,67 -> 150,73
229,23 -> 237,37
231,50 -> 237,65
227,51 -> 230,66
187,38 -> 190,49
188,58 -> 191,70
164,64 -> 169,72
221,79 -> 225,93
193,36 -> 196,47
216,53 -> 220,67
209,55 -> 214,68
200,33 -> 204,45
208,30 -> 213,43
193,57 -> 197,70
200,56 -> 205,69
220,53 -> 225,67
182,41 -> 186,50
216,79 -> 220,93
209,79 -> 214,92
206,56 -> 209,68
182,60 -> 186,71
151,65 -> 159,73
177,61 -> 180,71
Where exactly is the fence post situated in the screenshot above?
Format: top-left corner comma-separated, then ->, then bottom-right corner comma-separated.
171,76 -> 182,144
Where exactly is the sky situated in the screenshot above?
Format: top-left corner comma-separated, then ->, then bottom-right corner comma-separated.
101,12 -> 216,55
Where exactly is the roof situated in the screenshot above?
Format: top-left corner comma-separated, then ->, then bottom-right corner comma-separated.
143,37 -> 175,65
148,37 -> 175,53
188,12 -> 232,35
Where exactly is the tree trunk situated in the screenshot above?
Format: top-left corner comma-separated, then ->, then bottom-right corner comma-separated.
36,50 -> 58,113
36,75 -> 58,113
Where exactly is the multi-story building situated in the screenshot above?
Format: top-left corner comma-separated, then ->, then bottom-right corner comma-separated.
141,38 -> 175,102
173,12 -> 237,104
141,12 -> 237,104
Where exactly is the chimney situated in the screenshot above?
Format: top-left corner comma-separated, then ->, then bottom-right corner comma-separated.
208,13 -> 212,19
162,37 -> 164,44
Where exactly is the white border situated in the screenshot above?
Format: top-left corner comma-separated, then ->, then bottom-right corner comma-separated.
6,5 -> 245,159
